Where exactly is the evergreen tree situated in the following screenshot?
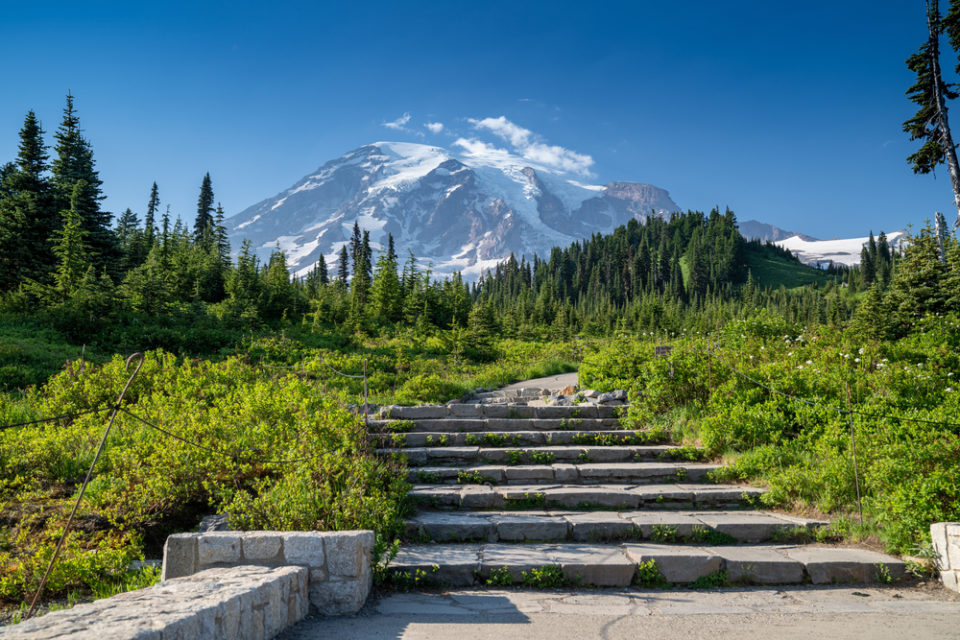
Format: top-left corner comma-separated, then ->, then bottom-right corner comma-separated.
51,93 -> 115,273
317,254 -> 329,285
261,249 -> 297,319
0,110 -> 57,288
861,232 -> 876,285
144,181 -> 159,249
213,203 -> 230,266
337,245 -> 349,288
50,181 -> 92,300
350,221 -> 362,276
387,233 -> 397,262
194,173 -> 215,247
905,0 -> 960,226
370,252 -> 401,324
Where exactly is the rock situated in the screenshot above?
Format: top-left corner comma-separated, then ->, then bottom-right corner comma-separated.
582,389 -> 599,398
198,514 -> 230,532
597,390 -> 628,404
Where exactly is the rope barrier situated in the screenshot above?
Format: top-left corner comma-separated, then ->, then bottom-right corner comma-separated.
0,406 -> 114,431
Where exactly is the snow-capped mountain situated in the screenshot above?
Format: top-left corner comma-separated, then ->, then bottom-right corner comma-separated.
227,142 -> 680,279
739,219 -> 818,243
775,231 -> 909,267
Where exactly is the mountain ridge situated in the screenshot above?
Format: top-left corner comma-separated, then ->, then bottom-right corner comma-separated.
226,142 -> 680,279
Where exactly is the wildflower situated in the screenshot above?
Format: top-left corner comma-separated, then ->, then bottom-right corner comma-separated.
806,360 -> 813,365
858,347 -> 865,355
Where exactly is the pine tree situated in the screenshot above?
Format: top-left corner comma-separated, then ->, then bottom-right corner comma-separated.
350,221 -> 362,276
144,181 -> 159,249
861,232 -> 876,285
213,203 -> 230,266
194,173 -> 215,247
50,181 -> 92,299
387,233 -> 397,262
51,93 -> 115,273
370,252 -> 401,324
905,0 -> 960,226
317,254 -> 329,284
0,110 -> 57,288
337,245 -> 349,288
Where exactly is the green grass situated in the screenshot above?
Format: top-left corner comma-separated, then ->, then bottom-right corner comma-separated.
744,244 -> 837,289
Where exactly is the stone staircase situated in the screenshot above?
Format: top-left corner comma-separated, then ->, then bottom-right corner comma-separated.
373,397 -> 908,588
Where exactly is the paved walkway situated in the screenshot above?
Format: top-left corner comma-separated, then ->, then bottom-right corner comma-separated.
277,586 -> 960,639
496,372 -> 579,394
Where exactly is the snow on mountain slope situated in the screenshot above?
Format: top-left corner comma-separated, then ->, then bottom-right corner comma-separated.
227,142 -> 680,279
776,231 -> 908,267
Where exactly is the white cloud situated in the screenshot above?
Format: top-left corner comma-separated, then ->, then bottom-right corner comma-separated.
383,112 -> 412,130
425,121 -> 444,134
465,115 -> 594,175
452,138 -> 518,167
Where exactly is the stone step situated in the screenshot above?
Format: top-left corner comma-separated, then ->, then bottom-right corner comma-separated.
404,509 -> 828,543
407,462 -> 722,485
370,417 -> 620,433
380,404 -> 621,420
387,542 -> 907,588
387,445 -> 703,466
409,483 -> 765,510
374,430 -> 665,448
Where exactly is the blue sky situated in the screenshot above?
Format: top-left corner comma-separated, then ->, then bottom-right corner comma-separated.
0,0 -> 952,239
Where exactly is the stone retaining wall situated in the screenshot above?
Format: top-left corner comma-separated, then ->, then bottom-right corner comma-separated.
931,522 -> 960,592
6,565 -> 308,640
162,530 -> 374,615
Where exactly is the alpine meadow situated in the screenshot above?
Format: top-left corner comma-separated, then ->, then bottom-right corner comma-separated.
2,0 -> 960,627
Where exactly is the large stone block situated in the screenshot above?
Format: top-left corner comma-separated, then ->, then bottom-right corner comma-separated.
551,544 -> 635,586
162,533 -> 199,581
623,544 -> 722,583
492,514 -> 569,541
930,522 -> 952,570
784,546 -> 907,584
717,546 -> 804,584
242,532 -> 284,563
324,530 -> 374,578
197,532 -> 242,566
283,532 -> 327,568
946,523 -> 960,570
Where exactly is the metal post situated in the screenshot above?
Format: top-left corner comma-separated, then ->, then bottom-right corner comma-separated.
24,353 -> 145,621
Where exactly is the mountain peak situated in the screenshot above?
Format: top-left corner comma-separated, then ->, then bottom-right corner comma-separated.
227,142 -> 680,279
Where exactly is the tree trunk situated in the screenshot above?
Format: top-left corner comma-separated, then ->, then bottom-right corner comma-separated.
928,0 -> 960,228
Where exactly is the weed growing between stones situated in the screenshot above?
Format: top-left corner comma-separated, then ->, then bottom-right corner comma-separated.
456,470 -> 487,485
385,420 -> 415,433
650,525 -> 678,543
485,566 -> 514,586
688,570 -> 728,589
504,493 -> 546,510
386,565 -> 440,591
505,450 -> 524,465
688,525 -> 736,545
874,563 -> 894,584
416,471 -> 441,483
634,560 -> 668,587
529,450 -> 556,464
771,525 -> 814,544
521,565 -> 567,588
